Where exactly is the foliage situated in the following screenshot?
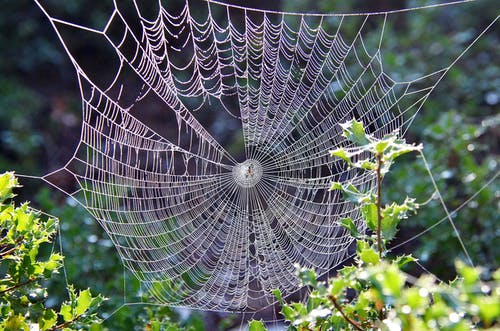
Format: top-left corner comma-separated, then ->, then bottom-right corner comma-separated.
387,111 -> 499,278
268,121 -> 499,331
0,172 -> 105,330
0,174 -> 203,331
34,189 -> 206,331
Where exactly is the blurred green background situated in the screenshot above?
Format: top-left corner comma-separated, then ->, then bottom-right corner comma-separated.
0,0 -> 498,329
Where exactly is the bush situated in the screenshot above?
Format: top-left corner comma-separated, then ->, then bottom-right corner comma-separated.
252,121 -> 499,331
0,172 -> 105,330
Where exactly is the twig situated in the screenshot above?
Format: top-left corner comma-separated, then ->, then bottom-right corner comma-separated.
376,154 -> 384,257
0,237 -> 24,257
329,295 -> 364,331
0,277 -> 36,294
49,314 -> 83,331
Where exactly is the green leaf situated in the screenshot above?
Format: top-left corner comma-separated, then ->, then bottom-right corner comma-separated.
380,264 -> 405,298
340,217 -> 360,237
374,136 -> 396,154
361,203 -> 378,231
150,320 -> 161,331
280,305 -> 296,321
404,287 -> 427,309
290,302 -> 307,315
0,172 -> 18,202
75,289 -> 92,315
330,183 -> 367,204
330,148 -> 352,164
272,288 -> 283,303
476,296 -> 500,325
380,214 -> 398,242
40,309 -> 58,330
60,304 -> 73,322
380,199 -> 418,242
43,253 -> 63,276
382,142 -> 423,163
395,255 -> 417,268
359,248 -> 380,265
329,182 -> 343,191
357,242 -> 380,265
329,278 -> 347,297
16,210 -> 30,232
4,313 -> 27,331
359,160 -> 377,170
248,319 -> 267,331
456,261 -> 480,285
298,268 -> 317,287
89,323 -> 104,331
340,119 -> 370,145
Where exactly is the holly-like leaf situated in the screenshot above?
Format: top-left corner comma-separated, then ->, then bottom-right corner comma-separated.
357,241 -> 380,265
340,119 -> 370,145
361,203 -> 378,231
395,255 -> 417,268
60,303 -> 73,322
359,248 -> 380,265
16,210 -> 30,232
382,142 -> 423,164
476,296 -> 500,326
370,264 -> 405,299
280,305 -> 297,321
455,261 -> 481,286
75,289 -> 92,315
330,148 -> 352,164
340,217 -> 360,237
40,309 -> 58,330
272,288 -> 283,303
374,135 -> 397,154
381,198 -> 419,242
0,172 -> 18,202
330,182 -> 367,204
248,319 -> 267,331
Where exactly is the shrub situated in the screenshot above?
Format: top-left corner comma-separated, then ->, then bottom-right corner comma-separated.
252,121 -> 499,331
0,172 -> 105,330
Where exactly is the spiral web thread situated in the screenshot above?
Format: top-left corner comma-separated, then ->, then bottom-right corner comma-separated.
30,0 -> 497,312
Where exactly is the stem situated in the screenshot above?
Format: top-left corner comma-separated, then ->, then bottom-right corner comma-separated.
49,314 -> 83,331
376,154 -> 383,257
0,277 -> 36,294
0,237 -> 23,257
329,295 -> 364,331
0,245 -> 17,257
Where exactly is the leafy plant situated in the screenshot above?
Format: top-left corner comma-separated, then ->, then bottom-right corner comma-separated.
265,120 -> 499,331
387,111 -> 499,279
0,172 -> 105,330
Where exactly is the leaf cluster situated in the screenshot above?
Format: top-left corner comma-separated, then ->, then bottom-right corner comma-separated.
0,172 -> 105,331
260,121 -> 499,331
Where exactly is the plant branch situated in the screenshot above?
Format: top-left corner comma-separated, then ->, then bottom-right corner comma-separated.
0,245 -> 18,257
329,295 -> 364,331
0,237 -> 23,257
376,154 -> 383,257
49,314 -> 83,331
0,277 -> 37,294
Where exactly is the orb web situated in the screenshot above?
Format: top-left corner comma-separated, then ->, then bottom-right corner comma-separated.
32,0 -> 485,312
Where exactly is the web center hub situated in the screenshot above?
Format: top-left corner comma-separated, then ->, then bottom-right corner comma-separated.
232,159 -> 263,188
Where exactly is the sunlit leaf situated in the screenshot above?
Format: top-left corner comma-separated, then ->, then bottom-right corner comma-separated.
248,319 -> 267,331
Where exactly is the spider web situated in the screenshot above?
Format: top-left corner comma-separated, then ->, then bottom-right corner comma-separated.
28,0 -> 497,313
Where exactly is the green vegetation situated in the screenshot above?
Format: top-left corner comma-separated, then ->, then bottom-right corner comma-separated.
0,172 -> 105,330
0,172 -> 206,330
257,120 -> 499,330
